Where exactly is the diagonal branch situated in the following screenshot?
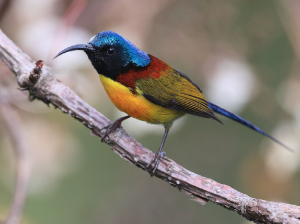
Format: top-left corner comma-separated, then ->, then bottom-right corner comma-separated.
0,28 -> 300,224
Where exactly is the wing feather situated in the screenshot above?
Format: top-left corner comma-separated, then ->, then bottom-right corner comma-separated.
135,68 -> 221,123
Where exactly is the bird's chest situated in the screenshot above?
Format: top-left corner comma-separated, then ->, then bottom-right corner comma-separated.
99,75 -> 183,125
99,75 -> 154,121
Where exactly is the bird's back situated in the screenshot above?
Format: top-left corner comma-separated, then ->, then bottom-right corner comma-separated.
134,55 -> 220,123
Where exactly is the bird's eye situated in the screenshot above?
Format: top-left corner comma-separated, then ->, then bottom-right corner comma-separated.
107,48 -> 115,55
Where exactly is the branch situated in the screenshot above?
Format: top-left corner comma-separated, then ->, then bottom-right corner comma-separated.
0,28 -> 300,224
0,87 -> 30,224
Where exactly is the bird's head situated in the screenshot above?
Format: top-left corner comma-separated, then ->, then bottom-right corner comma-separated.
54,31 -> 151,79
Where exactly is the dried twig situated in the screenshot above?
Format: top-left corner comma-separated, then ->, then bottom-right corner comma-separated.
0,88 -> 30,224
276,1 -> 300,64
0,0 -> 11,22
0,28 -> 300,224
48,0 -> 88,62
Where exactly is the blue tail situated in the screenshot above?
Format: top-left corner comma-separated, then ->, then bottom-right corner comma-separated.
208,102 -> 293,152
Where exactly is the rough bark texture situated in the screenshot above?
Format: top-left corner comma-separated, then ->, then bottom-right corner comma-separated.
0,29 -> 300,224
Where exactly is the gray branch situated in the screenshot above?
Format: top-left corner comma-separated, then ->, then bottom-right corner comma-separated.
0,28 -> 299,224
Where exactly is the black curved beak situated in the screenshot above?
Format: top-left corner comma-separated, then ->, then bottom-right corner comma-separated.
53,43 -> 95,59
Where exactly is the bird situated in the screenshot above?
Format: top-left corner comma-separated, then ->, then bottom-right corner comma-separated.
54,31 -> 292,176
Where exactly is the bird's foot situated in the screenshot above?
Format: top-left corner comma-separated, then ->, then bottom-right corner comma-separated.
100,119 -> 123,143
146,151 -> 166,177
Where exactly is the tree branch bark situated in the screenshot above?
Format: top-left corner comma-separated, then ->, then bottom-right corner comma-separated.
0,28 -> 299,224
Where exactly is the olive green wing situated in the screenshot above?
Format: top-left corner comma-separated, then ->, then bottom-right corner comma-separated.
135,68 -> 221,123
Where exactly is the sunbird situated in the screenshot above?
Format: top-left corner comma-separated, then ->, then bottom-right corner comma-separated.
54,31 -> 292,176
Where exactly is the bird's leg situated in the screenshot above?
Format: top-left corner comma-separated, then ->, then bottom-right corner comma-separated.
100,115 -> 130,142
146,128 -> 170,177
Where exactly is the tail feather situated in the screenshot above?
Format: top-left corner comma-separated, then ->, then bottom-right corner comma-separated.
208,102 -> 293,152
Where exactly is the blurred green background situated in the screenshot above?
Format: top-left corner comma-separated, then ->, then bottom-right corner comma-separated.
0,0 -> 300,223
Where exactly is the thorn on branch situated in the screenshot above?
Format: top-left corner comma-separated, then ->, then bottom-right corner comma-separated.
16,59 -> 44,90
19,60 -> 44,102
29,60 -> 43,84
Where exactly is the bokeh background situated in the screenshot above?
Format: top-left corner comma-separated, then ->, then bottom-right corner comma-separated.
0,0 -> 300,223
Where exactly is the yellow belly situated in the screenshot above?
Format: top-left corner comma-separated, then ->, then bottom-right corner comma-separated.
99,75 -> 184,127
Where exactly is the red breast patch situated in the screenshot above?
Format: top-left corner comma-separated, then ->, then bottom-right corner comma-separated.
115,55 -> 170,93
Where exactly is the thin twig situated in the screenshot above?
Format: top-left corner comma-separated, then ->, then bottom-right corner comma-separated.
0,88 -> 30,224
0,0 -> 11,22
0,28 -> 300,224
276,1 -> 300,63
48,0 -> 88,62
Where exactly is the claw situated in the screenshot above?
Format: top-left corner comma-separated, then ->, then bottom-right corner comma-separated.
146,151 -> 166,177
100,115 -> 130,143
146,128 -> 170,177
100,122 -> 120,142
